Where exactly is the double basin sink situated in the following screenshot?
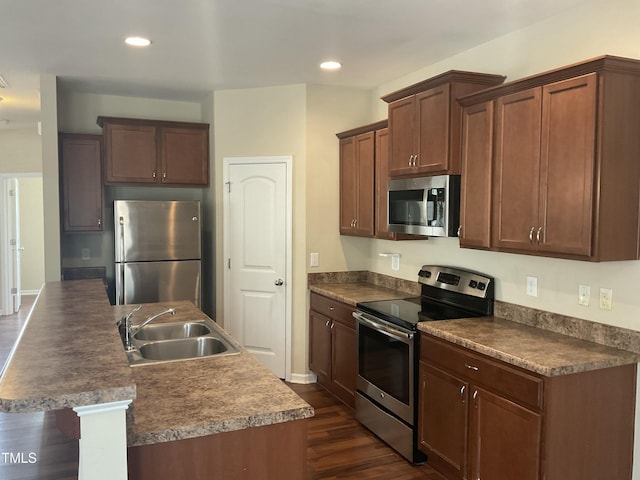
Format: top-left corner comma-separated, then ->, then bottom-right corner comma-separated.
124,317 -> 241,366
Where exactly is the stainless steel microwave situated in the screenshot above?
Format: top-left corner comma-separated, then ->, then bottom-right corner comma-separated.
387,175 -> 460,237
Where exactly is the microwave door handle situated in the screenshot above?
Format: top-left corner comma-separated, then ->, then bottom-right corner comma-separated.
353,311 -> 413,341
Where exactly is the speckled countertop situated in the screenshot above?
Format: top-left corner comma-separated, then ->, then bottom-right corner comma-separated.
308,270 -> 419,306
309,273 -> 638,377
0,281 -> 313,447
112,301 -> 313,446
419,317 -> 639,376
0,280 -> 136,413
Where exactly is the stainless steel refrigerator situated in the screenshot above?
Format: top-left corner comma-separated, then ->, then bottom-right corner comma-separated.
114,200 -> 201,307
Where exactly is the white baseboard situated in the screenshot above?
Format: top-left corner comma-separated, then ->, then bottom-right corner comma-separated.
21,290 -> 40,296
288,372 -> 317,384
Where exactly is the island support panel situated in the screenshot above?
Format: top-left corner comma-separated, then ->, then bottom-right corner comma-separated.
127,418 -> 308,479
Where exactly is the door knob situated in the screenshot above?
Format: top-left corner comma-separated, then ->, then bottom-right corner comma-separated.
275,279 -> 284,286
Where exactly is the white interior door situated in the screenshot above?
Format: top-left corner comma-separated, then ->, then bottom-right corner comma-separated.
0,177 -> 21,315
223,156 -> 291,379
9,178 -> 21,312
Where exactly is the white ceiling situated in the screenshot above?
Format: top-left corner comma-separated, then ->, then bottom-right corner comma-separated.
0,0 -> 589,129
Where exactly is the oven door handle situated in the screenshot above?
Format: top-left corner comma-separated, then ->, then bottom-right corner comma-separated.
353,311 -> 414,341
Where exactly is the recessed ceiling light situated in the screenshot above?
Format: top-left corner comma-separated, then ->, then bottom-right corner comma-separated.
320,61 -> 341,71
125,36 -> 151,47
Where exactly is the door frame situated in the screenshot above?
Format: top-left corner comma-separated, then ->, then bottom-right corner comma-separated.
222,155 -> 293,381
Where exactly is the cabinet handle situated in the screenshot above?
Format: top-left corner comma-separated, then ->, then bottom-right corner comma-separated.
328,306 -> 335,311
162,172 -> 167,181
457,225 -> 461,237
413,154 -> 418,167
536,226 -> 543,244
408,155 -> 413,166
97,218 -> 102,227
325,320 -> 331,328
465,363 -> 479,371
472,390 -> 478,405
330,322 -> 335,330
460,385 -> 466,402
528,226 -> 535,243
152,172 -> 157,179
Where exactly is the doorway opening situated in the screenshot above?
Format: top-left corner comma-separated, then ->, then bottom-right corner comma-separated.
0,174 -> 45,316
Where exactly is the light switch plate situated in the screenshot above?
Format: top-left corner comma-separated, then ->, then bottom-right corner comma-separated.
81,248 -> 90,260
310,252 -> 319,267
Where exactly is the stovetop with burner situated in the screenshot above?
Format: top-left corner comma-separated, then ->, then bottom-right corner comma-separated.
356,266 -> 494,331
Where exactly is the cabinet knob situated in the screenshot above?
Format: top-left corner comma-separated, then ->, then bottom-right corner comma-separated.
274,278 -> 284,286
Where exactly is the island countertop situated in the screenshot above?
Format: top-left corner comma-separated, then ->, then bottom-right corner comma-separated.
0,280 -> 313,448
112,301 -> 313,446
0,280 -> 136,413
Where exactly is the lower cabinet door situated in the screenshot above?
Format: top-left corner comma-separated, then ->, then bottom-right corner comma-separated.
309,311 -> 331,385
468,386 -> 542,480
418,362 -> 468,479
330,320 -> 357,407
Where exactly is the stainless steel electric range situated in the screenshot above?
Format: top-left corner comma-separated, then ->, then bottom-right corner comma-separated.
353,265 -> 494,463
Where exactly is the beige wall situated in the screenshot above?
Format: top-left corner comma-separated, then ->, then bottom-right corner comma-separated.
305,84 -> 374,273
213,84 -> 307,375
0,128 -> 42,173
18,176 -> 45,293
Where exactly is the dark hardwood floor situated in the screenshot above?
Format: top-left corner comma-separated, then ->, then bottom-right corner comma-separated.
0,297 -> 445,479
289,383 -> 446,480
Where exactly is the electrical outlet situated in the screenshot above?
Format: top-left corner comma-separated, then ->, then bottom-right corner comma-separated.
81,248 -> 90,260
526,276 -> 538,297
310,252 -> 319,267
599,288 -> 613,310
578,285 -> 590,306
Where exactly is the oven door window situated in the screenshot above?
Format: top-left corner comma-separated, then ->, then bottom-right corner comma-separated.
358,322 -> 410,406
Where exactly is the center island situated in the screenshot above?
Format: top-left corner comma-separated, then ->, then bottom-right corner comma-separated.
0,280 -> 314,480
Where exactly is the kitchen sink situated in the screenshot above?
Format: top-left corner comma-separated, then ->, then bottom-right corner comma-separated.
123,317 -> 241,366
138,337 -> 229,360
133,321 -> 211,341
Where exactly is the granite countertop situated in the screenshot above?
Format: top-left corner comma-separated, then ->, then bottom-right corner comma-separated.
308,276 -> 638,377
418,316 -> 640,376
309,282 -> 413,306
112,301 -> 313,446
0,280 -> 136,413
0,280 -> 313,448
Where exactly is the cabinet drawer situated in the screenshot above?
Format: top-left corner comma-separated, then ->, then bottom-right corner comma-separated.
310,293 -> 355,328
421,334 -> 543,410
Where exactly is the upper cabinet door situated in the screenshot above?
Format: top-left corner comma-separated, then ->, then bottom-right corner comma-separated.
339,136 -> 358,234
104,123 -> 158,184
388,96 -> 417,176
354,131 -> 375,236
415,84 -> 451,174
460,101 -> 494,249
161,126 -> 209,185
492,87 -> 542,252
538,74 -> 597,257
60,134 -> 104,232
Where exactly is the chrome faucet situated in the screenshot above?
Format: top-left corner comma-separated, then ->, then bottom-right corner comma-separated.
117,306 -> 176,352
135,307 -> 176,331
118,305 -> 142,352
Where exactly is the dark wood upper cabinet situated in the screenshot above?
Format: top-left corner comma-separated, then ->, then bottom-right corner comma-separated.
459,100 -> 494,249
337,121 -> 386,238
97,116 -> 209,186
382,71 -> 506,178
460,55 -> 640,261
59,133 -> 104,232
